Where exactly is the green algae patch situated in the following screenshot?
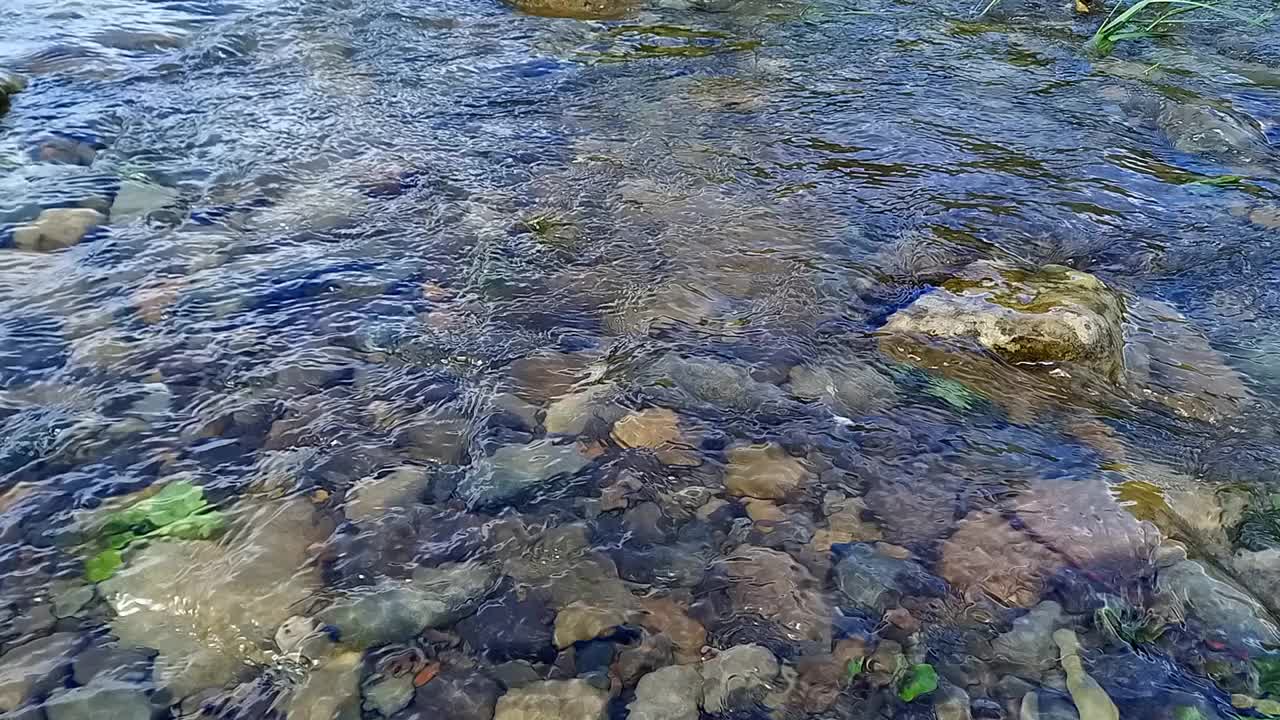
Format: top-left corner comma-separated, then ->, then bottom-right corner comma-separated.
83,480 -> 227,582
898,663 -> 938,702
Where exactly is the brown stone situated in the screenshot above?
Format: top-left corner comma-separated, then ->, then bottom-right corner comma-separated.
724,444 -> 809,500
638,597 -> 706,664
940,510 -> 1063,608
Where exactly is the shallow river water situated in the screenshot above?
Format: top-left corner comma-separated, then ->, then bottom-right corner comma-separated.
3,0 -> 1280,719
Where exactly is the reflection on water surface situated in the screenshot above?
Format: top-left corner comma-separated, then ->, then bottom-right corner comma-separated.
2,0 -> 1280,718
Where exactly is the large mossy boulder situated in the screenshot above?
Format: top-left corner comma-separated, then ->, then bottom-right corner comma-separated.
505,0 -> 635,18
0,70 -> 25,116
880,261 -> 1126,377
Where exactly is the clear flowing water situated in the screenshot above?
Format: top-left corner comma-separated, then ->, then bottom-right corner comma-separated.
2,0 -> 1280,718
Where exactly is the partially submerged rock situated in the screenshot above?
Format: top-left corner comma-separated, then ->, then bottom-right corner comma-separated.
506,0 -> 635,18
0,70 -> 25,114
12,208 -> 106,252
880,262 -> 1126,376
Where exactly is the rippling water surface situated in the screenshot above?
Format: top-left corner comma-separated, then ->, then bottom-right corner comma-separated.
3,0 -> 1280,718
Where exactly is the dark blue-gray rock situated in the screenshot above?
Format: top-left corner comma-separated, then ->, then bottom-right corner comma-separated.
405,667 -> 500,720
456,441 -> 590,509
72,645 -> 157,685
622,502 -> 670,545
321,562 -> 498,649
44,685 -> 158,720
490,661 -> 543,690
456,579 -> 556,663
971,697 -> 1004,720
574,640 -> 616,675
614,544 -> 706,588
834,543 -> 946,613
0,632 -> 84,711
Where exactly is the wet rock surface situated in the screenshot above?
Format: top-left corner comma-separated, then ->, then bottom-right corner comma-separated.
321,560 -> 498,649
880,262 -> 1126,373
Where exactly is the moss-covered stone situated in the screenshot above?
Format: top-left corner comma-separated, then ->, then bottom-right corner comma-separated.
506,0 -> 634,18
880,261 -> 1125,377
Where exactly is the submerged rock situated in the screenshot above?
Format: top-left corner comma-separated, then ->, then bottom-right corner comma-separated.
700,644 -> 780,713
553,601 -> 636,649
362,672 -> 415,717
724,443 -> 809,500
455,579 -> 556,663
638,597 -> 707,664
287,650 -> 362,720
1156,99 -> 1270,163
101,498 -> 330,699
0,632 -> 84,711
834,542 -> 946,613
457,440 -> 590,509
321,561 -> 498,649
543,385 -> 624,436
12,208 -> 105,252
406,667 -> 501,720
344,466 -> 428,523
43,685 -> 157,720
1053,629 -> 1119,720
647,354 -> 790,414
787,361 -> 897,417
611,407 -> 699,466
1012,479 -> 1159,584
991,601 -> 1067,676
110,179 -> 180,224
941,511 -> 1064,608
628,665 -> 702,720
1124,298 -> 1250,423
1155,559 -> 1280,649
719,545 -> 832,648
493,679 -> 609,720
880,262 -> 1126,376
